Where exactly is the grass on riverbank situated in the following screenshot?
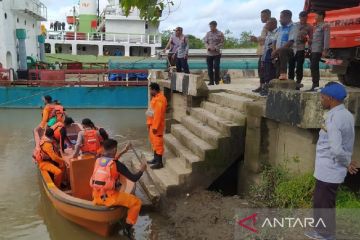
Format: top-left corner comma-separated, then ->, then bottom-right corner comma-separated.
249,163 -> 360,208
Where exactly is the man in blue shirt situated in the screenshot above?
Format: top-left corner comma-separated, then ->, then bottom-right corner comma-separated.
305,82 -> 355,240
272,10 -> 295,80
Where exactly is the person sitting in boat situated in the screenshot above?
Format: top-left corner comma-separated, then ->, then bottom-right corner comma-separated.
72,118 -> 108,158
35,128 -> 66,188
39,95 -> 54,129
47,100 -> 66,127
90,139 -> 146,238
51,116 -> 75,153
39,96 -> 65,129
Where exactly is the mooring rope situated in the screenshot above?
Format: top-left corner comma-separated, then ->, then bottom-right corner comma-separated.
0,86 -> 65,106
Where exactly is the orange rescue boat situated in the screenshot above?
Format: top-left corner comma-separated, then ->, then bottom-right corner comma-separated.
33,124 -> 136,237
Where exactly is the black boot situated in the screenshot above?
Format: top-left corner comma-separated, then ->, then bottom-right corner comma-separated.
306,84 -> 319,92
147,152 -> 157,164
150,154 -> 163,169
121,222 -> 134,239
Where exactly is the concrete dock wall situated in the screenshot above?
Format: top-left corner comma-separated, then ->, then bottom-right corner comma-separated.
148,70 -> 360,196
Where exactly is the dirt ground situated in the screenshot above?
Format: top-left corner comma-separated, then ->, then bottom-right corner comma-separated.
156,190 -> 251,240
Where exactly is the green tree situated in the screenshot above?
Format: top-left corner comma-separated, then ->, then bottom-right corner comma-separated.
187,35 -> 205,49
239,31 -> 257,48
161,30 -> 172,48
120,0 -> 174,22
223,29 -> 241,49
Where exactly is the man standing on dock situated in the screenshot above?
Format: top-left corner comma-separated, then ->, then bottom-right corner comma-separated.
307,11 -> 330,92
146,83 -> 168,169
173,27 -> 190,74
272,10 -> 295,80
305,82 -> 355,240
251,9 -> 271,93
204,21 -> 224,85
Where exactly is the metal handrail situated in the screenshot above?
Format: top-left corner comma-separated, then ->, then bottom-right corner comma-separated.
46,31 -> 161,44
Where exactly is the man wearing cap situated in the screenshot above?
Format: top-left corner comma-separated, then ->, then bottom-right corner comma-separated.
305,82 -> 355,240
204,21 -> 224,85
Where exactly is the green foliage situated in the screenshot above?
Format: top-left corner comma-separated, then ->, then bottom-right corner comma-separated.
120,0 -> 174,22
223,30 -> 257,49
249,165 -> 288,207
187,35 -> 205,49
336,187 -> 360,208
160,29 -> 257,49
275,173 -> 315,208
249,160 -> 360,209
239,31 -> 257,48
161,30 -> 172,48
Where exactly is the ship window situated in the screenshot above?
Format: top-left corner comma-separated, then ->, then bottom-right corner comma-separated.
24,20 -> 27,25
33,24 -> 35,28
17,18 -> 19,23
4,13 -> 7,19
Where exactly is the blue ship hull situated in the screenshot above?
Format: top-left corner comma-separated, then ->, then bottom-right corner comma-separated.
0,86 -> 148,108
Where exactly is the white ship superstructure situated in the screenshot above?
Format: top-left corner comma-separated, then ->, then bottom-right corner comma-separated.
45,0 -> 161,57
0,0 -> 47,70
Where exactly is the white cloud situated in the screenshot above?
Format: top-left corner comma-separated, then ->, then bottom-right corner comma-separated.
159,0 -> 303,37
43,0 -> 303,37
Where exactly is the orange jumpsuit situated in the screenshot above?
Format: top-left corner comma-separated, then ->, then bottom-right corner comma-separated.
92,160 -> 142,225
39,138 -> 65,188
146,92 -> 167,155
40,104 -> 54,129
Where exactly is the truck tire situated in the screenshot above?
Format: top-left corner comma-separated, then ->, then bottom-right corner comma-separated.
338,61 -> 360,87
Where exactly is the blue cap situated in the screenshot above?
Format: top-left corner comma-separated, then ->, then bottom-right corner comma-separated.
320,82 -> 347,101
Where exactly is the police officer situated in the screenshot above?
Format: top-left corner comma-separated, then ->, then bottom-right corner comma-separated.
308,11 -> 330,91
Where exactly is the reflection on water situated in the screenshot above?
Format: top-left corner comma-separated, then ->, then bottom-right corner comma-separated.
0,109 -> 169,240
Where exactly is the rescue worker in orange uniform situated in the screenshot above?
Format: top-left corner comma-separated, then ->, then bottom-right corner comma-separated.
39,95 -> 55,129
90,139 -> 146,238
51,116 -> 75,153
73,118 -> 108,158
35,128 -> 66,188
47,100 -> 66,127
39,96 -> 65,129
146,83 -> 168,169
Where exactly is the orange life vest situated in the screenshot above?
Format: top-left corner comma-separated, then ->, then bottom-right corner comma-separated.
81,129 -> 101,154
34,136 -> 57,163
49,104 -> 65,122
51,122 -> 64,141
90,157 -> 118,196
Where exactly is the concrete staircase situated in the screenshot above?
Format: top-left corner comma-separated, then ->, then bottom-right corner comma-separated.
138,91 -> 255,197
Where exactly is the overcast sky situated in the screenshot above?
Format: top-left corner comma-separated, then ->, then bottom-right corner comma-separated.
44,0 -> 304,37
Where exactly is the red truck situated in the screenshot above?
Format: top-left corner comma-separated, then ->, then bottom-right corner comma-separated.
305,0 -> 360,86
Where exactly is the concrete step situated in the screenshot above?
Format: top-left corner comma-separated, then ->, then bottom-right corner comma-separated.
181,115 -> 224,147
201,101 -> 246,125
165,157 -> 192,184
171,124 -> 215,160
208,92 -> 255,112
190,108 -> 240,136
130,157 -> 161,205
148,167 -> 179,195
164,134 -> 203,169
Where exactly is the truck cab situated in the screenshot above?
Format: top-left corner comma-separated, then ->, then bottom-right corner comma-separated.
305,0 -> 360,86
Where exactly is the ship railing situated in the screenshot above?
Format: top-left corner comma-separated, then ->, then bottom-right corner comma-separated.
13,0 -> 47,21
46,31 -> 161,45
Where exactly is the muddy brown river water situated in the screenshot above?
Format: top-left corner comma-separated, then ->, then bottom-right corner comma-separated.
0,109 -> 171,240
